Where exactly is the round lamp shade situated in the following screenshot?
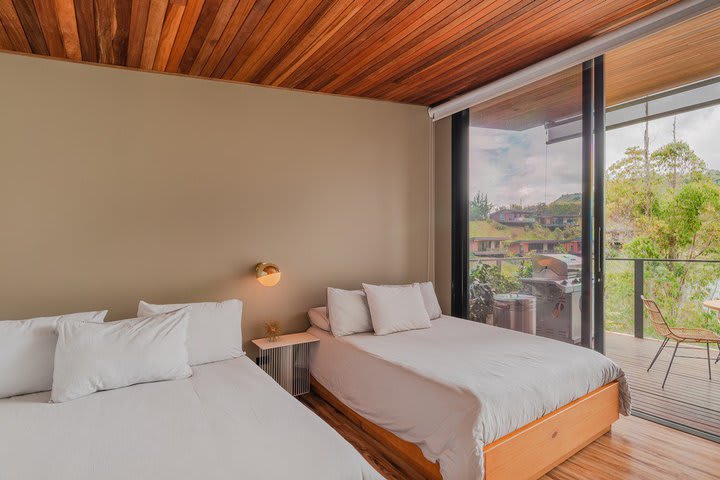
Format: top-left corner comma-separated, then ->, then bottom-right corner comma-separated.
255,262 -> 281,287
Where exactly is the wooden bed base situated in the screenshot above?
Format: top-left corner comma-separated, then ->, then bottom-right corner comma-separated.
310,376 -> 620,480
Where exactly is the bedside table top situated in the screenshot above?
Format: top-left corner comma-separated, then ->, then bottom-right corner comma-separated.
252,332 -> 319,350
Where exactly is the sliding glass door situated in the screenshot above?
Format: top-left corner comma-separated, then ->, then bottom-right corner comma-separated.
452,61 -> 605,351
600,9 -> 720,442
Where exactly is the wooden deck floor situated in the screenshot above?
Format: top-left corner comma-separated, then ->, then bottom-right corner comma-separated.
606,331 -> 720,438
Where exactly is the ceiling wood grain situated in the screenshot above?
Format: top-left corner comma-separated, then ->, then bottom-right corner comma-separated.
0,0 -> 690,105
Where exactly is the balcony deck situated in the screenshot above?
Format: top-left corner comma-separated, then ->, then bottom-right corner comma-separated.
607,332 -> 720,438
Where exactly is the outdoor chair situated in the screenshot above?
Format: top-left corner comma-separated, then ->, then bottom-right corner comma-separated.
641,296 -> 720,388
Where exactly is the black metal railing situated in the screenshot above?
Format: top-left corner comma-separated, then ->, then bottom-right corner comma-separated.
471,256 -> 720,339
606,258 -> 720,339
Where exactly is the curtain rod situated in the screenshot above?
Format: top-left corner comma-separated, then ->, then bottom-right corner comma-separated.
427,0 -> 720,121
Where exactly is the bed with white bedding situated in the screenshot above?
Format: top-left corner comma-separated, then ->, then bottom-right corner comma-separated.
309,315 -> 631,480
0,356 -> 380,480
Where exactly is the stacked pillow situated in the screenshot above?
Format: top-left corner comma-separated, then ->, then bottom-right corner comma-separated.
319,281 -> 442,336
0,310 -> 107,399
52,309 -> 193,403
0,299 -> 244,403
138,299 -> 244,366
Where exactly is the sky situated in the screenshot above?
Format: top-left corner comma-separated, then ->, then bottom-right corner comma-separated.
470,104 -> 720,208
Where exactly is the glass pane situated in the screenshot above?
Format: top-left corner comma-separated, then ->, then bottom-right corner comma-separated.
604,8 -> 720,440
467,66 -> 587,346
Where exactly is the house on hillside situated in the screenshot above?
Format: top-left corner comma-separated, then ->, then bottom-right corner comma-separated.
507,239 -> 581,256
537,214 -> 579,230
470,236 -> 510,257
489,209 -> 536,226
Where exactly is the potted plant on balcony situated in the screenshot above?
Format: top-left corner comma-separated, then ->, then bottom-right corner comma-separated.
469,263 -> 522,323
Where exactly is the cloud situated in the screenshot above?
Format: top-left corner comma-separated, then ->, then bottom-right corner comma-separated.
471,104 -> 720,207
470,125 -> 582,207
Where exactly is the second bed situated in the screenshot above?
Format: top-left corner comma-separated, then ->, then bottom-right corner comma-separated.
308,315 -> 630,480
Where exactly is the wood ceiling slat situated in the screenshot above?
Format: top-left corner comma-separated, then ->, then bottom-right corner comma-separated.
0,0 -> 31,52
188,0 -> 239,76
343,0 -> 534,98
176,0 -> 220,74
371,0 -> 576,102
274,0 -> 407,88
257,0 -> 363,85
54,0 -> 82,60
139,0 -> 168,68
207,0 -> 271,78
12,0 -> 48,54
229,0 -> 322,82
413,1 -> 685,105
152,0 -> 185,70
0,1 -> 695,106
250,0 -> 363,86
32,0 -> 66,57
389,0 -> 657,105
94,0 -> 115,63
127,0 -> 151,67
0,15 -> 12,49
220,0 -> 290,80
113,0 -> 130,65
302,0 -> 464,92
164,0 -> 203,72
198,0 -> 258,77
73,0 -> 97,61
357,0 -> 553,99
248,0 -> 334,83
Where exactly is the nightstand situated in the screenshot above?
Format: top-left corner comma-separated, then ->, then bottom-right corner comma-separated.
252,333 -> 319,396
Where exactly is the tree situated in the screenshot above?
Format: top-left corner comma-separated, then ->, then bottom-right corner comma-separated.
651,140 -> 705,191
606,136 -> 720,334
606,146 -> 660,226
470,192 -> 493,221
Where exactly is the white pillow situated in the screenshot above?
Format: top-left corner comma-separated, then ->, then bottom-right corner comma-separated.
382,282 -> 442,319
418,282 -> 442,319
326,288 -> 373,336
138,299 -> 244,366
363,283 -> 431,335
308,306 -> 330,331
51,309 -> 192,403
0,310 -> 107,399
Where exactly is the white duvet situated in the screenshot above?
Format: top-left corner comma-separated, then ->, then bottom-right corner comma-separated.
0,357 -> 380,480
310,316 -> 630,480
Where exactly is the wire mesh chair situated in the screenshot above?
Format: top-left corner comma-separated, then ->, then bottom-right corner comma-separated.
642,296 -> 720,388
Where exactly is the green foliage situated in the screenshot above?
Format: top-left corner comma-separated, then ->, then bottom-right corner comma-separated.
624,237 -> 661,259
605,139 -> 720,336
468,261 -> 532,322
651,140 -> 705,190
469,192 -> 493,221
470,263 -> 520,293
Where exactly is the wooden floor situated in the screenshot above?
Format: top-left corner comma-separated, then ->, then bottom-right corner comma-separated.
301,392 -> 720,479
606,332 -> 720,438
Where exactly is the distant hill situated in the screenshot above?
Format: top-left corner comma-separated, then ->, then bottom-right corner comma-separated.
545,193 -> 581,215
552,193 -> 582,203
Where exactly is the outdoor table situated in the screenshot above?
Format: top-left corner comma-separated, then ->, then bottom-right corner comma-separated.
703,300 -> 720,313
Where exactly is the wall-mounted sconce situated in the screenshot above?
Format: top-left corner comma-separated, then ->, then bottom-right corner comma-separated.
255,262 -> 281,287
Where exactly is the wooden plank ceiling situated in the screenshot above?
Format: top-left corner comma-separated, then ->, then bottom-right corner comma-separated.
0,0 -> 682,106
470,7 -> 720,130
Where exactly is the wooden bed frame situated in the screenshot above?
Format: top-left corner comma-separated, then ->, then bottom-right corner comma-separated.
310,376 -> 620,480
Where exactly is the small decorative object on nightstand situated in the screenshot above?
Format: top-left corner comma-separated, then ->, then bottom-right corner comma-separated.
252,333 -> 319,396
264,321 -> 281,342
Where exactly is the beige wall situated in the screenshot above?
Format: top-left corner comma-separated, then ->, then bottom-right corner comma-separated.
0,53 -> 431,354
433,117 -> 452,314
